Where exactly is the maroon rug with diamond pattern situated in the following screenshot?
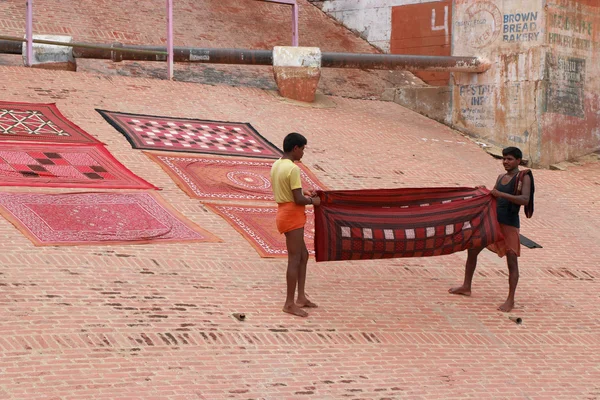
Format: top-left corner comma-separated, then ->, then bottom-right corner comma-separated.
0,142 -> 157,189
0,101 -> 101,144
97,109 -> 282,159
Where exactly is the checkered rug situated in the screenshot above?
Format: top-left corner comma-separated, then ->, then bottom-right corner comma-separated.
0,142 -> 157,189
0,191 -> 221,246
147,153 -> 326,201
206,203 -> 314,258
97,110 -> 282,159
0,101 -> 101,144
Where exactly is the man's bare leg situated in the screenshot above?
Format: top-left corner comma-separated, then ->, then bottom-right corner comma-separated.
296,241 -> 317,308
283,228 -> 308,317
449,247 -> 484,296
499,252 -> 519,312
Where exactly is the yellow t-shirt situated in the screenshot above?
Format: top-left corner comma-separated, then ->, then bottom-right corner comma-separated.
270,158 -> 302,203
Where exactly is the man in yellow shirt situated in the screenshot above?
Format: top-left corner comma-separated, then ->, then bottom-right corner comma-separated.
270,132 -> 320,317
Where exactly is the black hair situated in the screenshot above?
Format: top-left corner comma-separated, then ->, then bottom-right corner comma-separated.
502,146 -> 522,159
283,132 -> 307,153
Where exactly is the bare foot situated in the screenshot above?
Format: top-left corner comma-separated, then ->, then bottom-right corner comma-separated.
498,300 -> 514,312
448,285 -> 471,296
283,304 -> 308,317
296,298 -> 318,308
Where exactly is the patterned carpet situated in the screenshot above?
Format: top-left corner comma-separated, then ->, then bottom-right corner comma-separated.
147,152 -> 325,201
0,101 -> 101,144
0,142 -> 157,189
205,203 -> 314,258
97,110 -> 282,159
0,191 -> 221,246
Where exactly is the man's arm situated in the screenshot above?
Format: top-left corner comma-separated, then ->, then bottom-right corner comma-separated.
292,188 -> 321,206
491,175 -> 531,206
289,167 -> 320,206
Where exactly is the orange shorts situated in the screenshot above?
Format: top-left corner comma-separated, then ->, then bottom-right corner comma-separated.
487,224 -> 521,257
276,202 -> 306,234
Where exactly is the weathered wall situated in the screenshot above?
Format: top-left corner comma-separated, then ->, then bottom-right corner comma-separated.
541,0 -> 600,164
451,0 -> 599,167
388,86 -> 452,123
451,0 -> 545,163
316,0 -> 599,165
391,0 -> 453,85
317,0 -> 446,53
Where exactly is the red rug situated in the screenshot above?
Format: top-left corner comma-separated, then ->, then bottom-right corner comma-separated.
147,152 -> 326,201
0,142 -> 157,189
206,203 -> 315,258
314,187 -> 503,262
97,110 -> 282,159
0,101 -> 101,144
0,191 -> 221,246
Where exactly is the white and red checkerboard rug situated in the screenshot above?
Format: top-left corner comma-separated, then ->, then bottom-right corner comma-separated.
97,109 -> 282,159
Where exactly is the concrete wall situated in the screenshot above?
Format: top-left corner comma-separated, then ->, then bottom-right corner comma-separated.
541,0 -> 600,164
318,0 -> 446,53
451,0 -> 545,163
317,0 -> 599,166
450,0 -> 599,167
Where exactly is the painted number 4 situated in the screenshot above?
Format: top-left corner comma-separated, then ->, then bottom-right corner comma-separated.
431,6 -> 450,45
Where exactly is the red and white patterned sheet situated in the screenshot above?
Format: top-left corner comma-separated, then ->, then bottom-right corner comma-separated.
0,142 -> 156,189
0,101 -> 101,144
147,153 -> 325,201
205,204 -> 314,258
0,191 -> 220,246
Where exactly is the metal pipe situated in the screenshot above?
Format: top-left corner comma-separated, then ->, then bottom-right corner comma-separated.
25,0 -> 33,66
509,316 -> 523,325
0,39 -> 22,54
0,36 -> 168,56
321,53 -> 491,73
0,36 -> 490,73
166,0 -> 173,79
292,2 -> 299,46
75,44 -> 488,72
76,44 -> 274,65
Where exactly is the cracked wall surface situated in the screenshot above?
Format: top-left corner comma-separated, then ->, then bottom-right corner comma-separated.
540,0 -> 600,164
451,0 -> 599,167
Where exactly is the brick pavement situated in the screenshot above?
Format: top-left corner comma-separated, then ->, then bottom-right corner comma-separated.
0,65 -> 599,399
0,0 -> 423,99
